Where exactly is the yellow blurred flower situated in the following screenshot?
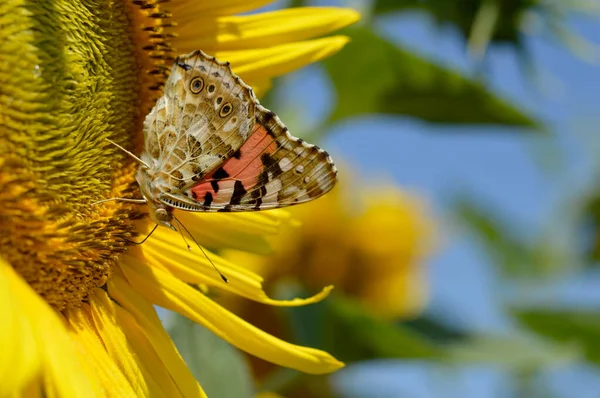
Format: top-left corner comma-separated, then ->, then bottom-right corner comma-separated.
0,1 -> 358,396
345,187 -> 433,318
225,176 -> 435,320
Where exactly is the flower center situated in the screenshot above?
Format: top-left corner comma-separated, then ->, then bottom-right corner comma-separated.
0,0 -> 174,311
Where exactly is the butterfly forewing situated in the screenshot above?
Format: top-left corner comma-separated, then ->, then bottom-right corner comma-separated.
142,50 -> 256,192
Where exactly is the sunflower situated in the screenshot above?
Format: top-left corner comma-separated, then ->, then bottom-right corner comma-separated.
0,1 -> 359,396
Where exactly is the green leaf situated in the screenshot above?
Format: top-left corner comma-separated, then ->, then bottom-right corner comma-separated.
259,369 -> 338,398
447,333 -> 580,371
168,314 -> 256,398
454,198 -> 532,276
514,309 -> 600,366
372,0 -> 599,64
403,315 -> 470,343
322,27 -> 540,128
329,296 -> 442,360
453,197 -> 567,278
282,288 -> 442,362
373,0 -> 529,47
577,193 -> 600,265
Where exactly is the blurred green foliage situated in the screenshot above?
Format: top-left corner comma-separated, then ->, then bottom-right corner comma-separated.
447,333 -> 579,371
374,0 -> 534,57
169,316 -> 255,398
372,0 -> 599,62
323,27 -> 540,127
283,290 -> 442,362
579,194 -> 600,264
453,197 -> 566,278
166,1 -> 600,397
515,310 -> 600,366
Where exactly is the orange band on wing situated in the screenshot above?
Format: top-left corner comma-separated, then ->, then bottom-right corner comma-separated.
190,123 -> 277,208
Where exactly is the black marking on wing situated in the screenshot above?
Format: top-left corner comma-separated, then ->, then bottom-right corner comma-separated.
260,153 -> 283,177
203,192 -> 213,207
211,167 -> 230,193
259,111 -> 277,137
176,61 -> 192,71
251,186 -> 267,210
231,180 -> 247,205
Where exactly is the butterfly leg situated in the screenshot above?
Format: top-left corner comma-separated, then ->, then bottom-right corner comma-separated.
126,224 -> 159,245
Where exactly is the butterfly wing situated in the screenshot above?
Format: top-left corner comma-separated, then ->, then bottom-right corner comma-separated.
141,50 -> 257,192
145,51 -> 338,212
169,105 -> 337,212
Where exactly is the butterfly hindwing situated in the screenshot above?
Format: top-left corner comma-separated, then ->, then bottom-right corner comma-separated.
183,105 -> 337,212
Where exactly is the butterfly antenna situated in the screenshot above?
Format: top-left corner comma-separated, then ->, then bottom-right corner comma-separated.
172,214 -> 228,283
105,138 -> 151,169
177,226 -> 192,251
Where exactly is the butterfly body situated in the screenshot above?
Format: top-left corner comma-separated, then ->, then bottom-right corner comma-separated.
135,50 -> 337,225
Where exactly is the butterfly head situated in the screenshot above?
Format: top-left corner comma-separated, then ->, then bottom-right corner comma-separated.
151,206 -> 175,231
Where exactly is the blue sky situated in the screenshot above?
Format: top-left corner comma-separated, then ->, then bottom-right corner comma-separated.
268,4 -> 600,398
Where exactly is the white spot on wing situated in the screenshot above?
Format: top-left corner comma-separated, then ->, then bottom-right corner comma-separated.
279,157 -> 292,172
263,177 -> 283,202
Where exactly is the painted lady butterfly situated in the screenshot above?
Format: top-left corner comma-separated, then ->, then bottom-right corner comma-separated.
115,50 -> 337,236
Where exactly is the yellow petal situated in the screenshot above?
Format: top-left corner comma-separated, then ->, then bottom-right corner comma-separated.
171,0 -> 275,18
64,305 -> 138,397
138,237 -> 332,307
20,378 -> 43,398
1,260 -> 96,397
175,209 -> 293,254
113,301 -> 183,398
120,259 -> 344,374
220,36 -> 351,82
87,289 -> 156,397
176,8 -> 360,52
0,260 -> 40,396
107,270 -> 207,398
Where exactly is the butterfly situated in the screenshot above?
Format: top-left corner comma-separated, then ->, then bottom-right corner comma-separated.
115,50 -> 337,235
